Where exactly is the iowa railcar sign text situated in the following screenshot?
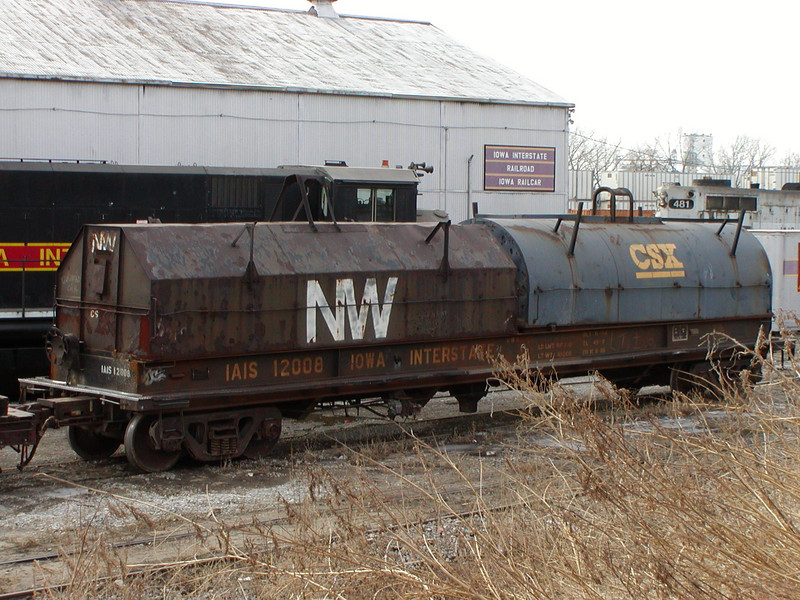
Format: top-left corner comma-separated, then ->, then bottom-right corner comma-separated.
484,145 -> 556,192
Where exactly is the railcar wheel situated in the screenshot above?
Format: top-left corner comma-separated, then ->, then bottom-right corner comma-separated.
124,414 -> 181,473
68,426 -> 121,460
718,363 -> 762,396
671,361 -> 759,398
670,362 -> 720,397
243,412 -> 282,460
735,364 -> 762,391
671,362 -> 704,395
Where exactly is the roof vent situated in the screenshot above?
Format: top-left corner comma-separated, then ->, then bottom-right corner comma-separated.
308,0 -> 339,18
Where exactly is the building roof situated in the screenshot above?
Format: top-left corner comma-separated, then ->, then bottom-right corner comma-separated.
0,0 -> 570,107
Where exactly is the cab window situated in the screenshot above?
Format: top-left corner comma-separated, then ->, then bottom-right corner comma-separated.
356,188 -> 373,221
374,189 -> 395,221
354,188 -> 395,222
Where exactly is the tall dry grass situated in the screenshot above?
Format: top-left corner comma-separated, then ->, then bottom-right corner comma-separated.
51,340 -> 800,599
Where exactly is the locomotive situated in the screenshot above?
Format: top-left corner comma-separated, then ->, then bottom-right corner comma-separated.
0,207 -> 772,472
0,161 -> 422,398
655,179 -> 800,228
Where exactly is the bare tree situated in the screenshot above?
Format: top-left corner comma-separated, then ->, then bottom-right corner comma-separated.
620,141 -> 679,172
713,136 -> 774,187
568,129 -> 621,188
779,152 -> 800,169
620,132 -> 710,173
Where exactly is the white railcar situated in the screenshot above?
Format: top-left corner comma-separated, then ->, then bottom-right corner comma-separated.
656,180 -> 800,229
752,230 -> 800,333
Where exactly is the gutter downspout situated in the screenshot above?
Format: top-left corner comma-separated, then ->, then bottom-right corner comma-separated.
467,154 -> 474,220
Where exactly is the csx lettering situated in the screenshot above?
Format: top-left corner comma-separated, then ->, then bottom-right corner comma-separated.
226,361 -> 258,381
629,243 -> 686,279
306,277 -> 398,343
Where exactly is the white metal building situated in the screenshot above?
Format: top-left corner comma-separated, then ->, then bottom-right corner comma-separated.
0,0 -> 572,222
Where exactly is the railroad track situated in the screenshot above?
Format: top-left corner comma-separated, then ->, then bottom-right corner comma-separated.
0,466 -> 540,599
0,470 -> 571,600
0,474 -> 510,569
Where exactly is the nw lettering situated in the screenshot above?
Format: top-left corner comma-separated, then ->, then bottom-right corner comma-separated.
306,277 -> 398,343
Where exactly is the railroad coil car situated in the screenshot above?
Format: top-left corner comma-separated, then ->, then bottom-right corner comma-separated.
0,208 -> 771,472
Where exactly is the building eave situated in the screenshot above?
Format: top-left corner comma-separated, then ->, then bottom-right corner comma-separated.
0,73 -> 574,109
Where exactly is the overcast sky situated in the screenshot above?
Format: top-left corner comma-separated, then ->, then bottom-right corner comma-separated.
199,0 -> 799,159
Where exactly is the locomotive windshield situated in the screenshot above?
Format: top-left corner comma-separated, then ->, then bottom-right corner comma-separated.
355,188 -> 396,222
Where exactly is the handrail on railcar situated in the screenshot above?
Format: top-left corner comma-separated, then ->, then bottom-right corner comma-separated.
591,186 -> 636,222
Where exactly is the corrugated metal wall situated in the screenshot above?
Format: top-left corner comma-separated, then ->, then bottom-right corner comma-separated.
749,168 -> 800,190
569,170 -> 593,202
0,79 -> 569,222
0,80 -> 140,162
441,102 -> 568,222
